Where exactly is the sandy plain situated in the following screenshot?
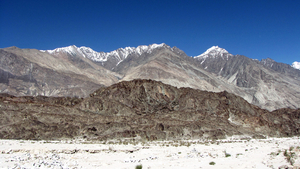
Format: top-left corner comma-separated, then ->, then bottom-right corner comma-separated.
1,137 -> 300,169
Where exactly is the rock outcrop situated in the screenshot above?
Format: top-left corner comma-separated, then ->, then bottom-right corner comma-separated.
0,79 -> 299,141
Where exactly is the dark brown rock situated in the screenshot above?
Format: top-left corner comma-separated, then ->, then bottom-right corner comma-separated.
0,79 -> 299,141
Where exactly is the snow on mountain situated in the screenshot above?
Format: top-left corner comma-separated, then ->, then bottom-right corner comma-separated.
77,46 -> 110,62
194,46 -> 230,59
41,45 -> 79,56
194,46 -> 233,64
42,43 -> 168,65
292,61 -> 300,70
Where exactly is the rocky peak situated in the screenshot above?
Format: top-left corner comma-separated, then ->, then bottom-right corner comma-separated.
260,58 -> 300,77
260,58 -> 276,67
171,46 -> 188,56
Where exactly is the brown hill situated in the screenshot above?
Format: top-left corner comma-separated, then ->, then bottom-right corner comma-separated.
0,79 -> 299,141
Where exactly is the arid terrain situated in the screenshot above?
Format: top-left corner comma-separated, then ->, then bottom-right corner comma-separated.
0,79 -> 299,141
1,137 -> 300,169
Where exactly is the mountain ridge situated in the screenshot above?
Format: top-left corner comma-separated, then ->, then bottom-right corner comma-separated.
40,44 -> 299,71
42,43 -> 169,68
1,44 -> 300,111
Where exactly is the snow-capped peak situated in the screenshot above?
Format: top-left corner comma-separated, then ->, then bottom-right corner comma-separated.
292,61 -> 300,70
150,43 -> 166,49
41,43 -> 169,65
43,45 -> 78,55
195,46 -> 229,59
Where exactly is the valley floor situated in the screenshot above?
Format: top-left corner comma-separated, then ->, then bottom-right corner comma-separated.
1,137 -> 300,169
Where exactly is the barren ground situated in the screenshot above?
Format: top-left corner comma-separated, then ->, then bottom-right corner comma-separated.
1,137 -> 300,169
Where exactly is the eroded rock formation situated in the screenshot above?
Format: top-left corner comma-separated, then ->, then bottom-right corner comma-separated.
0,79 -> 299,141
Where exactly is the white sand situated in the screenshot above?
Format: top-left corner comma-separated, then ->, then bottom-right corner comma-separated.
1,137 -> 299,169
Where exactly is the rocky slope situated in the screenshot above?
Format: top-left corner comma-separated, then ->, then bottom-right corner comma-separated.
194,47 -> 300,111
116,45 -> 300,111
0,79 -> 299,141
0,47 -> 120,97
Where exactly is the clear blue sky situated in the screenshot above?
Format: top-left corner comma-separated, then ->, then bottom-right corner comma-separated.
1,0 -> 299,64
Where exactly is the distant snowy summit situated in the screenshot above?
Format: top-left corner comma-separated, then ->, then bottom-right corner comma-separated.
43,44 -> 232,63
42,43 -> 169,64
43,44 -> 233,63
194,46 -> 232,59
292,61 -> 300,70
42,44 -> 299,71
194,46 -> 233,65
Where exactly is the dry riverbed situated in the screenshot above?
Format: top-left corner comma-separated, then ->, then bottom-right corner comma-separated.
1,137 -> 300,169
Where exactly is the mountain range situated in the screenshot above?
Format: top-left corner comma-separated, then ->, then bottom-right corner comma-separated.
0,43 -> 300,111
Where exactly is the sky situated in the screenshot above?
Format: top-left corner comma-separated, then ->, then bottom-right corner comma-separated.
0,0 -> 299,64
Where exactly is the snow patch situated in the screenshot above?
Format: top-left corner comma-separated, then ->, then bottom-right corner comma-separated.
200,59 -> 206,64
150,43 -> 165,49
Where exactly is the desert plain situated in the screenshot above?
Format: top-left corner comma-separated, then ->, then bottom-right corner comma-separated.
1,137 -> 300,169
